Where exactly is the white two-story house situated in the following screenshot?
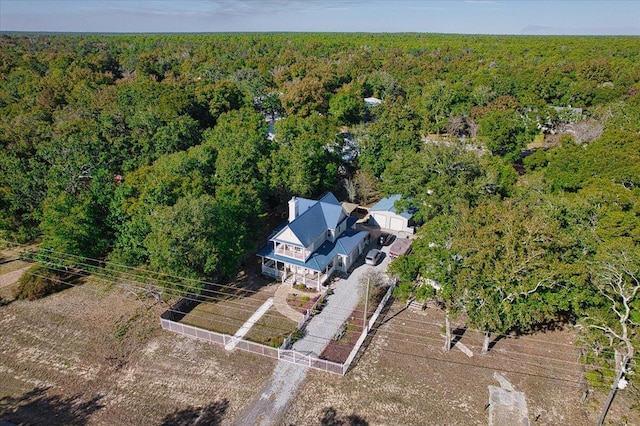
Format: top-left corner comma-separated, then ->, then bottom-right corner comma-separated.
258,193 -> 369,291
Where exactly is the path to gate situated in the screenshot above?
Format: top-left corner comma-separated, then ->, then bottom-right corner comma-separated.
225,297 -> 274,351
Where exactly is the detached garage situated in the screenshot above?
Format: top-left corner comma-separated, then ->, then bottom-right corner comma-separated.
369,195 -> 415,234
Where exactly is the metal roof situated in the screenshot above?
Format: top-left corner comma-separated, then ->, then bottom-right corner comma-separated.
274,192 -> 347,247
258,228 -> 369,272
370,195 -> 414,220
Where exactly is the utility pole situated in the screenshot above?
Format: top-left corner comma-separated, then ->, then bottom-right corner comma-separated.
597,354 -> 630,426
363,278 -> 370,332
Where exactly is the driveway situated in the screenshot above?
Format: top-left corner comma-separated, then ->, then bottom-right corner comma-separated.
292,240 -> 392,357
235,240 -> 392,426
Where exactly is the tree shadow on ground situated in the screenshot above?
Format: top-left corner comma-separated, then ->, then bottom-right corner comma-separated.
488,334 -> 505,351
159,399 -> 229,426
379,303 -> 407,327
0,387 -> 104,426
319,407 -> 368,426
451,327 -> 467,347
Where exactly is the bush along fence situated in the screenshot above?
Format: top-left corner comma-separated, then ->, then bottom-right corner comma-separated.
160,281 -> 396,376
282,293 -> 326,349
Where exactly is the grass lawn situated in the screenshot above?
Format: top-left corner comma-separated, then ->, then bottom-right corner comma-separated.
244,307 -> 297,347
527,132 -> 546,149
181,283 -> 277,336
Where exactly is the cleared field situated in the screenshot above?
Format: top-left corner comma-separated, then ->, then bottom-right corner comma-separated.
0,268 -> 637,425
282,302 -> 638,425
0,276 -> 274,425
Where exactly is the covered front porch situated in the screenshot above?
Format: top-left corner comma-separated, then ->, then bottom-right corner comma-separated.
260,258 -> 332,291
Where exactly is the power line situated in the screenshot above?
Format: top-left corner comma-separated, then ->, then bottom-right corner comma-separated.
27,254 -> 591,359
382,347 -> 587,390
20,269 -> 602,385
34,254 -> 640,366
19,267 -> 626,377
24,267 -> 298,337
19,249 -> 636,371
4,239 -> 634,372
12,241 -> 605,353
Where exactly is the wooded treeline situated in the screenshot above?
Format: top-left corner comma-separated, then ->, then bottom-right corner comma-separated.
1,33 -> 638,391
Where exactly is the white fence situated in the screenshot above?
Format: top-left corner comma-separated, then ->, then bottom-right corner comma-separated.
160,317 -> 345,374
278,349 -> 345,375
160,281 -> 396,376
282,292 -> 325,349
342,280 -> 396,372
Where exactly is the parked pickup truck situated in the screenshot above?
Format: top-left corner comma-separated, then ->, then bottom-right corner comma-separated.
389,237 -> 412,258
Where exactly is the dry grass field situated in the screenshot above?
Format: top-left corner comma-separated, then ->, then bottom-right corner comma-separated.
1,257 -> 638,425
0,272 -> 275,425
284,304 -> 639,425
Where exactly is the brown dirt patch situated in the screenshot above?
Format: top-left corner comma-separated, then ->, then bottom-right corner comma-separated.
284,301 -> 639,426
0,276 -> 274,425
286,293 -> 320,314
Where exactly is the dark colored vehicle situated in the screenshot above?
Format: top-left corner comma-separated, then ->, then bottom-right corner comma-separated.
378,232 -> 394,246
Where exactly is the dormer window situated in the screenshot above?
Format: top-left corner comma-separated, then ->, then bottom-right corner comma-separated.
327,230 -> 332,238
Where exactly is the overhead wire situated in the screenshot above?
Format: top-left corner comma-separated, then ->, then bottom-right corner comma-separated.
27,245 -> 640,359
10,241 -> 603,349
4,239 -> 634,375
19,263 -> 627,377
382,347 -> 588,390
9,270 -> 589,394
20,270 -> 599,386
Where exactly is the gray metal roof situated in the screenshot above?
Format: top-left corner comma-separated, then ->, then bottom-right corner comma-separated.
278,193 -> 347,247
370,194 -> 414,220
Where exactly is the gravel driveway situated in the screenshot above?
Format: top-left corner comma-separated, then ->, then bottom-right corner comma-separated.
235,240 -> 393,425
292,247 -> 391,357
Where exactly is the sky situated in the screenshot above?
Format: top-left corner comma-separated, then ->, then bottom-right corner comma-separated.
1,0 -> 639,35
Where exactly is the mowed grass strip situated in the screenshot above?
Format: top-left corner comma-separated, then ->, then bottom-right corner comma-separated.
181,285 -> 275,335
243,307 -> 297,347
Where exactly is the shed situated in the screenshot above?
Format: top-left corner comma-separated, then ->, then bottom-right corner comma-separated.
369,195 -> 415,234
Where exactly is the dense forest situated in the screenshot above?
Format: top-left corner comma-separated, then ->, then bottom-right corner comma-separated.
1,33 -> 639,394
